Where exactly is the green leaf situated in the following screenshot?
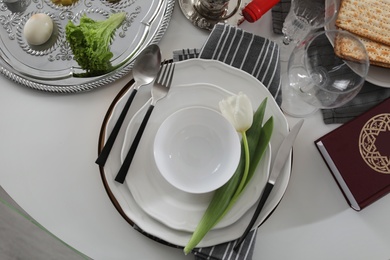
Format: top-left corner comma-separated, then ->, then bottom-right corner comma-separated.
217,116 -> 273,222
246,98 -> 267,157
246,116 -> 274,187
183,167 -> 242,254
65,12 -> 126,76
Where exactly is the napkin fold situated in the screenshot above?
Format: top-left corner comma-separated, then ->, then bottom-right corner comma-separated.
271,0 -> 390,124
173,23 -> 282,260
271,0 -> 291,34
193,229 -> 258,260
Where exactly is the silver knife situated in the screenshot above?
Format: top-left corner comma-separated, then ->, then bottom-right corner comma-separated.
234,119 -> 304,250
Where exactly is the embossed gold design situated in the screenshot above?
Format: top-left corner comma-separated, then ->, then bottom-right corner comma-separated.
359,113 -> 390,174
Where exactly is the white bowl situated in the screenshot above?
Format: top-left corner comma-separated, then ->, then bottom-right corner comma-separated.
153,106 -> 241,194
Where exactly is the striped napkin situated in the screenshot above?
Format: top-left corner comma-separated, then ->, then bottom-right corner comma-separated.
173,24 -> 282,106
173,23 -> 281,260
271,0 -> 390,124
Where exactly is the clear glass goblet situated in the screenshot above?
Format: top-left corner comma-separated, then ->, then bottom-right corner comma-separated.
280,0 -> 338,61
281,30 -> 370,118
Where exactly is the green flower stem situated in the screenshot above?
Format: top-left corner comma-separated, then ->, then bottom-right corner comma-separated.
234,131 -> 250,196
216,130 -> 250,222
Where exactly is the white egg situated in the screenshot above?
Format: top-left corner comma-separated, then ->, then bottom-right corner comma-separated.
23,13 -> 54,46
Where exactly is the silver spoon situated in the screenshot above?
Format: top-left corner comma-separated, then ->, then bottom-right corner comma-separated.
96,44 -> 162,167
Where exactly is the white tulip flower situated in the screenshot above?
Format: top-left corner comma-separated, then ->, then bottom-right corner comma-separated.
219,92 -> 253,202
219,92 -> 253,132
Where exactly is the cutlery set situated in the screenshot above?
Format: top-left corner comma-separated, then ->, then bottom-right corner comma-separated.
95,44 -> 162,167
115,61 -> 175,184
96,44 -> 175,184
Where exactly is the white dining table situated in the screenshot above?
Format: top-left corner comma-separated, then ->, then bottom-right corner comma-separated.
1,2 -> 390,260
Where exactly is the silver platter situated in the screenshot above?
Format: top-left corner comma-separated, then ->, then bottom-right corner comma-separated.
0,0 -> 175,93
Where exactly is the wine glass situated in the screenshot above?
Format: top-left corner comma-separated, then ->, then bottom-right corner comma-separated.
279,0 -> 338,61
281,30 -> 370,118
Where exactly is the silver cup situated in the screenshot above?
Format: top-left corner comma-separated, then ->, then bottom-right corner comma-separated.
194,0 -> 241,21
178,0 -> 242,30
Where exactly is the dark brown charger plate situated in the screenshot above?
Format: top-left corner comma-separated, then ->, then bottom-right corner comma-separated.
97,76 -> 292,249
97,78 -> 180,248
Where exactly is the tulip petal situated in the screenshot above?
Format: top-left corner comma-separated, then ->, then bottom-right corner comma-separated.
219,92 -> 253,132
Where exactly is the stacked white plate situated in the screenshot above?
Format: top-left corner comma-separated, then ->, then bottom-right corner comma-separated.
99,59 -> 291,247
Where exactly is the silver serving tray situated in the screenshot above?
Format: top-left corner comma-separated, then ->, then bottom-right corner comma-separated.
0,0 -> 174,93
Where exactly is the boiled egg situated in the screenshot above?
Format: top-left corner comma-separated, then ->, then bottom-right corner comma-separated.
23,13 -> 53,46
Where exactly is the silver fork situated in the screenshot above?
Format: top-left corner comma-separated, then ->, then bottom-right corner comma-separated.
115,61 -> 175,184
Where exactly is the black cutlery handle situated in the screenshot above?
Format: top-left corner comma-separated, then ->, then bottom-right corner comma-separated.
234,182 -> 274,251
96,88 -> 138,167
115,104 -> 155,184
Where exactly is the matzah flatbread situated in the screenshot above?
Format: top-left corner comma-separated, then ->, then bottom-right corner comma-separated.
357,37 -> 390,68
336,0 -> 390,46
334,0 -> 390,68
334,31 -> 390,68
334,33 -> 365,62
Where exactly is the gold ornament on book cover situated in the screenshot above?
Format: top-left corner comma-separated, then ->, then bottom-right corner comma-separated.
359,113 -> 390,174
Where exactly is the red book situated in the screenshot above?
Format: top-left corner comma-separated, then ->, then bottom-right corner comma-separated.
315,97 -> 390,211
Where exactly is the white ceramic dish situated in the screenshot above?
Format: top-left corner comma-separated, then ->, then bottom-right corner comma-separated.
325,0 -> 390,88
153,106 -> 241,194
100,59 -> 290,247
121,82 -> 272,232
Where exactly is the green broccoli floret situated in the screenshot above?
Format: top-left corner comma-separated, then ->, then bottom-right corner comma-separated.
65,12 -> 126,77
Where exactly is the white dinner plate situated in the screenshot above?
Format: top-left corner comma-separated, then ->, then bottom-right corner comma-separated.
325,0 -> 390,88
120,82 -> 272,231
99,59 -> 290,247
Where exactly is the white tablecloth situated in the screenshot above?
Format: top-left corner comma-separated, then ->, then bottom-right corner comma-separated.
1,3 -> 390,260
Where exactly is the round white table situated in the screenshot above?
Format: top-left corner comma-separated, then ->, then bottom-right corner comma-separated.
1,3 -> 390,260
